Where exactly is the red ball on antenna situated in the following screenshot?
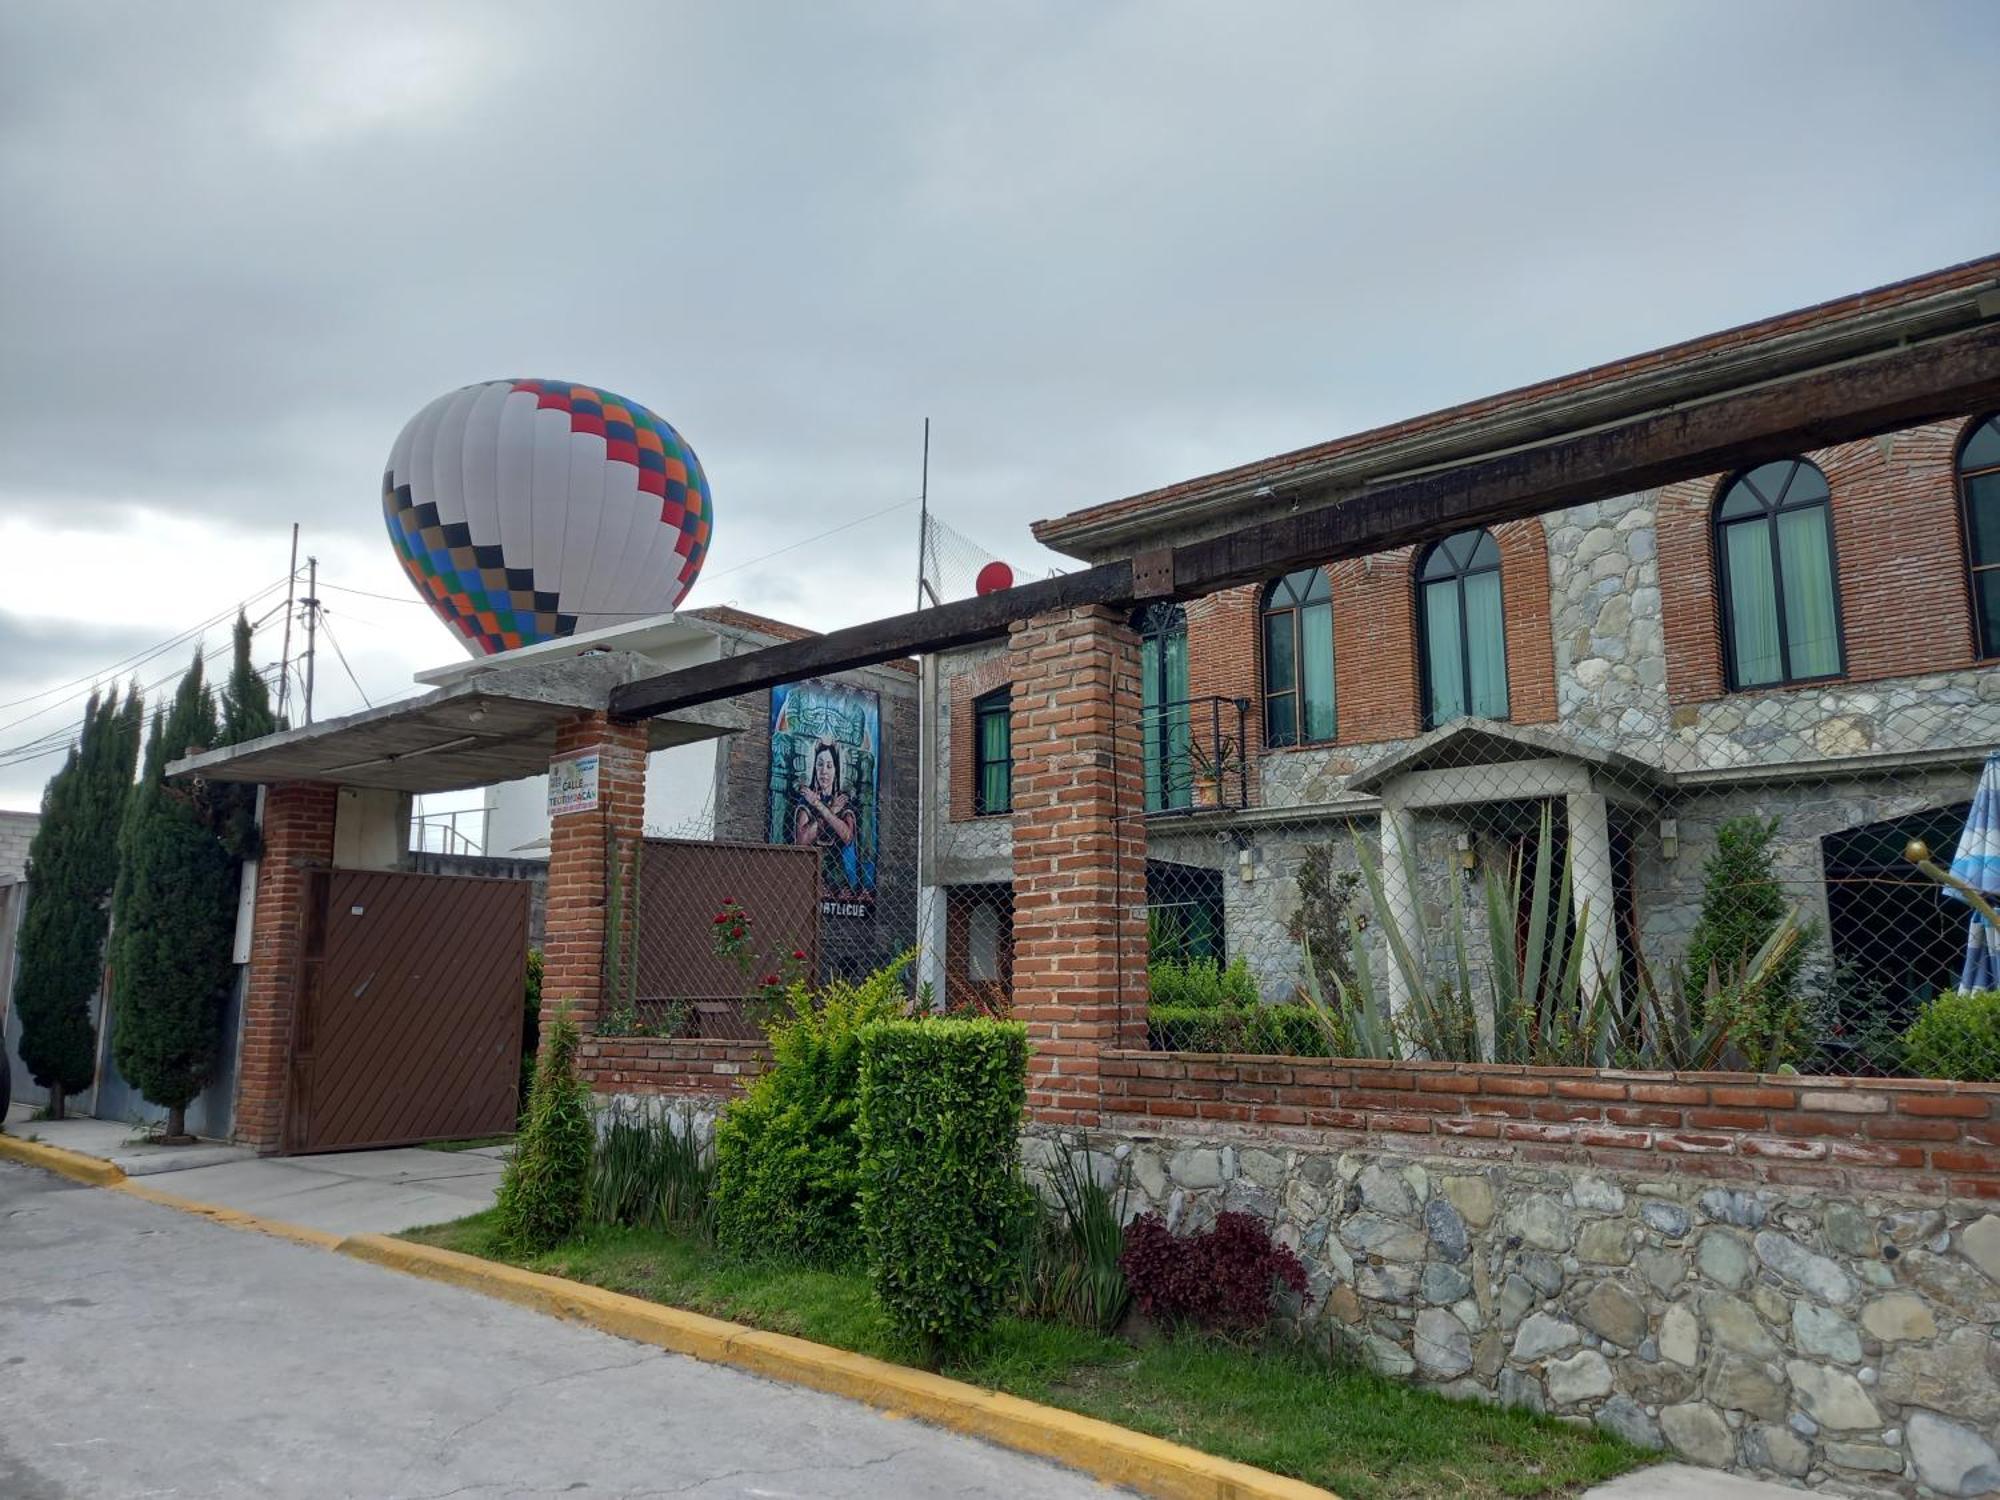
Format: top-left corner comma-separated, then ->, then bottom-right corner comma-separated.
975,561 -> 1015,596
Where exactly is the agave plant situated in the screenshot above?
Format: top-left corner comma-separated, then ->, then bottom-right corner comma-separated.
1296,808 -> 1622,1065
1630,911 -> 1807,1071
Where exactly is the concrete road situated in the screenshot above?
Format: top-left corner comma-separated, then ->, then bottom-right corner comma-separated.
0,1162 -> 1107,1500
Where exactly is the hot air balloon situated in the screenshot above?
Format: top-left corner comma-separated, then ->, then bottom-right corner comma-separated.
383,379 -> 712,655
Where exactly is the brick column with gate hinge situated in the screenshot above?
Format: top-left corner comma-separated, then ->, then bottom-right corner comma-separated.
542,711 -> 649,1036
232,780 -> 338,1153
1008,605 -> 1149,1126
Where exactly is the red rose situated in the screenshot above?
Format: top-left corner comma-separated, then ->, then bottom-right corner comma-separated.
791,949 -> 805,961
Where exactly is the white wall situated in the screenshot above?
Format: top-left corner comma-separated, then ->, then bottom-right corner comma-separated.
481,632 -> 727,855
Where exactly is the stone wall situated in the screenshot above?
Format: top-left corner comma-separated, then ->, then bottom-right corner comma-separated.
1034,1118 -> 2000,1496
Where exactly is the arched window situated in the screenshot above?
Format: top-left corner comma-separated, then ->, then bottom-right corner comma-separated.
1714,459 -> 1843,689
1959,414 -> 2000,659
1135,602 -> 1190,811
1261,568 -> 1335,746
1418,529 -> 1508,728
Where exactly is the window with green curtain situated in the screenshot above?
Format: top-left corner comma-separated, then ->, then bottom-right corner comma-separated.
1715,459 -> 1843,689
972,686 -> 1012,814
1137,603 -> 1190,811
1260,568 -> 1335,746
1419,529 -> 1507,729
1959,414 -> 2000,659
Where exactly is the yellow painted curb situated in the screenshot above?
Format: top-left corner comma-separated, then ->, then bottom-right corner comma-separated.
340,1235 -> 1336,1500
5,1132 -> 1335,1500
0,1130 -> 128,1187
112,1180 -> 346,1252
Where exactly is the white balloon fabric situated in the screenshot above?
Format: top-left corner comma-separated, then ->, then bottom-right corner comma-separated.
383,379 -> 713,655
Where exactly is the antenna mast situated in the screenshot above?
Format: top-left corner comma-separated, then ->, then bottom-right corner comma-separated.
915,418 -> 939,610
301,555 -> 320,725
276,522 -> 299,720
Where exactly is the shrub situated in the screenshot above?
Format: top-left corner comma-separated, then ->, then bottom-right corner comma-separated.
1902,989 -> 2000,1082
1015,1134 -> 1130,1333
589,1103 -> 715,1235
1148,954 -> 1260,1009
1146,1003 -> 1336,1057
496,1005 -> 594,1253
519,948 -> 543,1114
1682,816 -> 1811,1069
711,955 -> 910,1264
858,1018 -> 1028,1359
1120,1210 -> 1309,1336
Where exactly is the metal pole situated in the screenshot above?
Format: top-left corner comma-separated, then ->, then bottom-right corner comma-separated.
914,417 -> 931,611
302,555 -> 319,726
276,522 -> 299,720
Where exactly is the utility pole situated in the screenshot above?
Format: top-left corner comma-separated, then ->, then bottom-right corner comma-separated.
276,522 -> 299,721
301,555 -> 319,726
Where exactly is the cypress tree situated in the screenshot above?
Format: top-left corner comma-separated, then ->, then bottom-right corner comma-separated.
215,611 -> 277,860
13,689 -> 141,1118
111,651 -> 234,1141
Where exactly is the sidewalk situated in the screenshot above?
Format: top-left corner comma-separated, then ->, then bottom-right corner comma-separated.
3,1105 -> 507,1234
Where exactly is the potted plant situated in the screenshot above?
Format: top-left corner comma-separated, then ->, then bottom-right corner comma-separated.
1187,734 -> 1241,810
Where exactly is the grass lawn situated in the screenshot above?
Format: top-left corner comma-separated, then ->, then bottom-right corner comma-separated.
404,1212 -> 1649,1500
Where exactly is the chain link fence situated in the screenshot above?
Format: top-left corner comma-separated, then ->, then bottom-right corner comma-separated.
1130,634 -> 2000,1085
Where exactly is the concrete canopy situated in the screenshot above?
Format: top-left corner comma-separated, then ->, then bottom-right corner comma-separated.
165,650 -> 736,794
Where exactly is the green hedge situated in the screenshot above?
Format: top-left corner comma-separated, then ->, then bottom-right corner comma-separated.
1902,988 -> 2000,1083
1148,955 -> 1260,1009
858,1019 -> 1028,1358
1147,1003 -> 1339,1057
711,960 -> 907,1264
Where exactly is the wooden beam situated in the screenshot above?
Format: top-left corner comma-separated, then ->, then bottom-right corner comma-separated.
611,320 -> 2000,721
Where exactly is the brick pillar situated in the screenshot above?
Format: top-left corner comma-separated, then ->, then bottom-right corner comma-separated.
542,712 -> 648,1035
1009,605 -> 1148,1126
233,780 -> 337,1153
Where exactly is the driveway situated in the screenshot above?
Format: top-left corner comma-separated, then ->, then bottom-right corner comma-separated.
0,1161 -> 1106,1500
3,1109 -> 506,1234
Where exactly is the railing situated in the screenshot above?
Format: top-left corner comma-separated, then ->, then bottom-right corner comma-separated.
409,807 -> 491,856
1138,695 -> 1250,815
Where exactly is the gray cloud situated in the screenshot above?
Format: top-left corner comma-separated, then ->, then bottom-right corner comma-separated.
0,0 -> 1995,811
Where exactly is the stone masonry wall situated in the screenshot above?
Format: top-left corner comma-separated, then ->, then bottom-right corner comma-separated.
1036,1119 -> 2000,1496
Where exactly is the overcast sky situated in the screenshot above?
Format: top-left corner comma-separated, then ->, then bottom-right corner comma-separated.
1,0 -> 1995,810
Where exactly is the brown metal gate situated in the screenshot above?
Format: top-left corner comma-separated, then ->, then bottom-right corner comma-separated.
286,868 -> 530,1154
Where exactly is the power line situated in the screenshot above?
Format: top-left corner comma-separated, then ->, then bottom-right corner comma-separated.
317,610 -> 374,709
0,597 -> 292,773
0,574 -> 290,723
313,495 -> 924,613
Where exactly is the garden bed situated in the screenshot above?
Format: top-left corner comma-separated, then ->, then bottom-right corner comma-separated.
402,1210 -> 1649,1500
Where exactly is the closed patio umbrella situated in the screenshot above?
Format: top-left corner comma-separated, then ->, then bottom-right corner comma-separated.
1945,751 -> 2000,993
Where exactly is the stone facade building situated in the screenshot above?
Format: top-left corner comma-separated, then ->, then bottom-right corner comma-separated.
923,410 -> 2000,1055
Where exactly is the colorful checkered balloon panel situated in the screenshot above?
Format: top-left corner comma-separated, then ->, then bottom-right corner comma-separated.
383,379 -> 713,655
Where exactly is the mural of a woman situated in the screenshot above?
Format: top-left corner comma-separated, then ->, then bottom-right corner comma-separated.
791,739 -> 861,893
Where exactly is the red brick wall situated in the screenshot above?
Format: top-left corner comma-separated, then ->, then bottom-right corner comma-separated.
1172,521 -> 1557,756
234,781 -> 338,1152
1009,606 -> 1148,1125
543,713 -> 649,1033
1659,417 -> 1985,704
946,653 -> 1014,823
1495,519 -> 1558,725
579,1035 -> 768,1097
1333,551 -> 1422,744
1101,1052 -> 2000,1199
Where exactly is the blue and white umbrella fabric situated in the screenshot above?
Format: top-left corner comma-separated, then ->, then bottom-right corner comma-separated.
1946,750 -> 2000,992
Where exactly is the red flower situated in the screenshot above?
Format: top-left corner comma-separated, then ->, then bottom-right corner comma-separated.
791,949 -> 806,961
762,973 -> 779,986
712,913 -> 728,925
